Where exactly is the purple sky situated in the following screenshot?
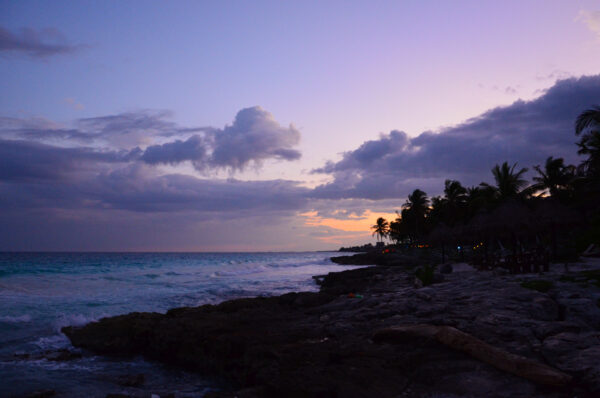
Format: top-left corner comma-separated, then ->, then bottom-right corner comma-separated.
1,1 -> 599,251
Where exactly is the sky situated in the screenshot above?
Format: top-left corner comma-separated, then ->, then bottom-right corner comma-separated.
1,1 -> 599,251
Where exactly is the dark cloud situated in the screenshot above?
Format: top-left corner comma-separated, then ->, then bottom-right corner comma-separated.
312,75 -> 600,200
141,135 -> 209,168
141,106 -> 301,171
0,139 -> 134,182
0,26 -> 84,58
0,163 -> 309,214
0,159 -> 312,250
88,165 -> 310,214
0,111 -> 182,146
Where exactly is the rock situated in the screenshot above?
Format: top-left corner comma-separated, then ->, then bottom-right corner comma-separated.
413,277 -> 423,288
373,324 -> 572,386
528,296 -> 560,321
415,290 -> 432,301
62,263 -> 600,397
440,263 -> 453,274
330,253 -> 384,265
116,373 -> 145,387
533,322 -> 581,340
14,351 -> 30,359
44,349 -> 82,361
542,332 -> 600,391
26,391 -> 56,398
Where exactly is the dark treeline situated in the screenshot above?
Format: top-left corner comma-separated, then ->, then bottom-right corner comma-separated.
371,106 -> 600,261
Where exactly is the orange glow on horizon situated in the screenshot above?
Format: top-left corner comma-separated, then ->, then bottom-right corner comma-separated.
301,210 -> 398,233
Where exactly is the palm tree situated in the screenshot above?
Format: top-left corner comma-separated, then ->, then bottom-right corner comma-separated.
482,162 -> 529,200
371,217 -> 389,242
442,179 -> 467,225
402,189 -> 429,240
528,157 -> 575,197
465,184 -> 496,218
575,106 -> 600,179
575,106 -> 600,180
444,180 -> 467,207
427,195 -> 446,227
403,189 -> 429,217
575,105 -> 600,136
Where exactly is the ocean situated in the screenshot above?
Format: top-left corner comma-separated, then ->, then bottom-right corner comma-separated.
0,251 -> 359,397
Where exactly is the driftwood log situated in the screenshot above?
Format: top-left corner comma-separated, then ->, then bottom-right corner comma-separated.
372,324 -> 572,387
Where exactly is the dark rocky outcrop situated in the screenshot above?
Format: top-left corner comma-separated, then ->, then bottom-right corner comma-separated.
63,264 -> 600,397
331,251 -> 435,268
25,390 -> 56,398
115,373 -> 145,387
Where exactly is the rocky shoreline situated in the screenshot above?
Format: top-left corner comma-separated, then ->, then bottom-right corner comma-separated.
62,257 -> 600,397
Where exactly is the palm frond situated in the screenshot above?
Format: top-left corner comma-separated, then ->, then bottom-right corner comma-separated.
575,106 -> 600,135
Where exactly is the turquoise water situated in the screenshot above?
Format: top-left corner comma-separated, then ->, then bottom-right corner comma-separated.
0,252 -> 357,397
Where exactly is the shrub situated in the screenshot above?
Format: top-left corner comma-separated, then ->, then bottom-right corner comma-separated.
415,264 -> 436,286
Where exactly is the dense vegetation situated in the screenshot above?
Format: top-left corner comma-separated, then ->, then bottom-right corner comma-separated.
371,107 -> 600,260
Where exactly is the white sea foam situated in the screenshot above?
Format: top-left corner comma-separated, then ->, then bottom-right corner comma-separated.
54,313 -> 106,331
0,314 -> 32,323
210,264 -> 269,277
34,334 -> 70,350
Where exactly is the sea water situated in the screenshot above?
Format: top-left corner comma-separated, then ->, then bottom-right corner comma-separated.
0,252 -> 359,397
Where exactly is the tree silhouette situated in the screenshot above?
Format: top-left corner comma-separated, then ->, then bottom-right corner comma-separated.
575,106 -> 600,179
402,189 -> 429,240
575,105 -> 600,136
442,179 -> 467,225
369,107 -> 599,261
371,217 -> 389,242
482,162 -> 529,200
527,157 -> 574,198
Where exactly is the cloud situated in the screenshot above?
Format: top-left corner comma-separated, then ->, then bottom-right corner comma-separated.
0,111 -> 181,146
0,26 -> 85,58
209,106 -> 301,169
0,162 -> 313,250
578,10 -> 600,39
312,75 -> 600,200
141,106 -> 301,171
76,110 -> 187,147
87,165 -> 310,214
0,106 -> 305,251
0,139 -> 134,182
141,135 -> 210,168
2,107 -> 302,172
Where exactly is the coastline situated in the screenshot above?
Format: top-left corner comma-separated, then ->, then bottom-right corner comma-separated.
61,257 -> 600,397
